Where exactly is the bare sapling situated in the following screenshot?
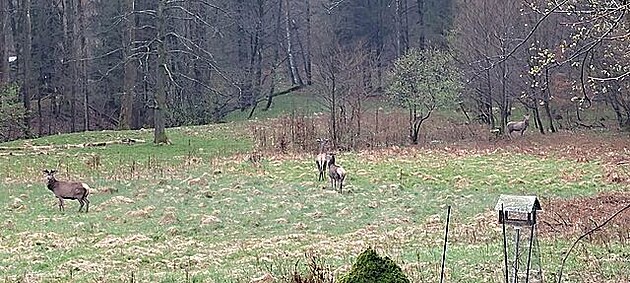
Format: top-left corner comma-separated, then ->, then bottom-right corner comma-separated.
43,169 -> 91,212
506,114 -> 530,137
315,138 -> 329,181
326,153 -> 346,193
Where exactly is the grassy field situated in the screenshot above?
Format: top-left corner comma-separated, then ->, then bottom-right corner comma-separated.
0,121 -> 628,282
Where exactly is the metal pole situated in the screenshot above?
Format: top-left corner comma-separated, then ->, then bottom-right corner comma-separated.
525,225 -> 535,283
502,205 -> 509,283
513,227 -> 521,283
439,205 -> 452,283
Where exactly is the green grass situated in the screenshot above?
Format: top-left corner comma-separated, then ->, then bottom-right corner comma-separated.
225,91 -> 326,122
0,123 -> 627,282
0,123 -> 252,181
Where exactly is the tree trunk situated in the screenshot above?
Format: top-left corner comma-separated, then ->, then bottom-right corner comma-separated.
77,0 -> 87,131
395,0 -> 402,57
499,41 -> 508,134
251,0 -> 264,113
304,0 -> 312,85
264,0 -> 283,111
20,0 -> 33,137
37,91 -> 42,136
153,0 -> 168,144
330,74 -> 337,145
416,0 -> 425,49
543,101 -> 555,133
119,0 -> 136,130
543,69 -> 556,133
607,92 -> 627,130
284,0 -> 302,85
532,104 -> 545,134
395,0 -> 410,57
71,0 -> 81,132
60,0 -> 70,130
0,0 -> 6,84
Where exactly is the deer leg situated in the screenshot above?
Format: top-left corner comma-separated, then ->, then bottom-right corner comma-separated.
84,198 -> 90,213
58,198 -> 64,212
78,199 -> 84,212
317,162 -> 325,181
339,180 -> 343,194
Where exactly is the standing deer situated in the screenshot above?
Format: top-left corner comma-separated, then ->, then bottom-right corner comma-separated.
326,153 -> 346,193
507,114 -> 530,137
43,169 -> 91,212
315,138 -> 329,181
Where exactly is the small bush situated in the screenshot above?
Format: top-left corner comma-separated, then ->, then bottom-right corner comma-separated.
338,247 -> 410,283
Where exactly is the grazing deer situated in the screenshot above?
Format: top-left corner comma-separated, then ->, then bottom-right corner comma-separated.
326,153 -> 346,193
507,114 -> 530,137
315,138 -> 329,181
43,169 -> 91,212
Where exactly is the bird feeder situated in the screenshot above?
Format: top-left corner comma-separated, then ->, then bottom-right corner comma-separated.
495,194 -> 541,227
495,195 -> 543,283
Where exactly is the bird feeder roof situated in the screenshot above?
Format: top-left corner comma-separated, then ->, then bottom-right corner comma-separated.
494,195 -> 542,213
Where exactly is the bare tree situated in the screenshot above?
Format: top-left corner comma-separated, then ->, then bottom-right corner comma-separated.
313,31 -> 369,146
452,0 -> 532,134
19,0 -> 33,137
0,0 -> 6,85
119,0 -> 137,130
284,0 -> 302,86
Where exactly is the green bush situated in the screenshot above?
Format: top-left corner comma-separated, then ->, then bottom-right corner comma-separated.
338,247 -> 410,283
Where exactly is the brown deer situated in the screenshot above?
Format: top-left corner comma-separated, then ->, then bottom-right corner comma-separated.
43,169 -> 91,212
507,114 -> 530,137
326,153 -> 346,193
315,138 -> 329,181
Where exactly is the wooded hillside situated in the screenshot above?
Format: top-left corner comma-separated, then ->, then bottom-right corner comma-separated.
0,0 -> 628,143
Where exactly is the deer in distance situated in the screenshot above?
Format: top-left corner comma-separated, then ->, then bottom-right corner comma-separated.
315,138 -> 329,181
326,153 -> 346,193
43,169 -> 91,212
507,114 -> 530,137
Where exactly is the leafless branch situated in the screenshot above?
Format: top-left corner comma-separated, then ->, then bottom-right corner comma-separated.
556,203 -> 630,283
166,5 -> 215,29
323,0 -> 348,14
465,0 -> 571,85
589,70 -> 630,82
162,63 -> 182,91
177,73 -> 230,98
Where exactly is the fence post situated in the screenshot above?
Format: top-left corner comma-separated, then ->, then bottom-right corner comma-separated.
439,205 -> 452,283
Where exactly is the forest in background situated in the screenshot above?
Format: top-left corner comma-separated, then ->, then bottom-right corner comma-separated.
0,0 -> 628,144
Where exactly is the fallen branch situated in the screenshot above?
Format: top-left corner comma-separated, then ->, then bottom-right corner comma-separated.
0,138 -> 146,152
556,203 -> 630,283
247,85 -> 304,119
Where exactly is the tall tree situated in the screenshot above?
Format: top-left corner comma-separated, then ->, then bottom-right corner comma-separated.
153,0 -> 168,144
0,0 -> 6,85
77,0 -> 88,132
452,0 -> 530,133
119,0 -> 137,130
284,0 -> 302,85
416,0 -> 425,48
19,0 -> 33,137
